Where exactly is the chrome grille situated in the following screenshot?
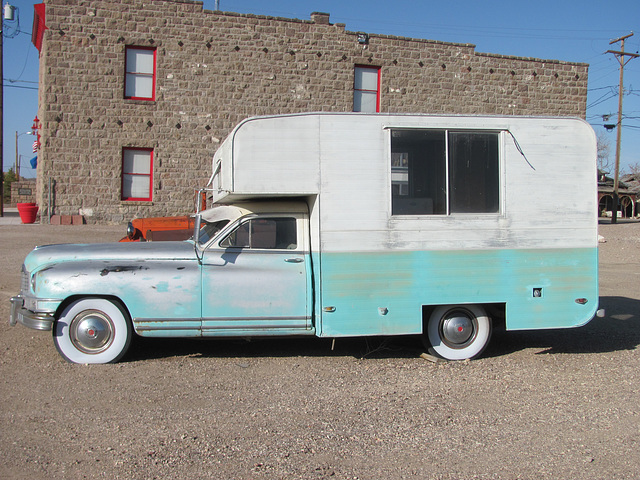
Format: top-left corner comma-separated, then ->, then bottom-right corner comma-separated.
20,269 -> 29,294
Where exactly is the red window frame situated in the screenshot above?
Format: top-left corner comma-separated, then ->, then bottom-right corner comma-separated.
121,148 -> 153,201
124,46 -> 157,101
353,65 -> 381,113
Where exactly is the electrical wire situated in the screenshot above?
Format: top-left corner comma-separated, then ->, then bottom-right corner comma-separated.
2,84 -> 38,90
7,41 -> 34,84
506,130 -> 535,171
587,91 -> 618,109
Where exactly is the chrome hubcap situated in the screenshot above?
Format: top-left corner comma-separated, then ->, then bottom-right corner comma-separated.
440,309 -> 477,349
70,310 -> 114,354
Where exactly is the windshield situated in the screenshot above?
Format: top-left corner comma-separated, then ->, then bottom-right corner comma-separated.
197,220 -> 230,245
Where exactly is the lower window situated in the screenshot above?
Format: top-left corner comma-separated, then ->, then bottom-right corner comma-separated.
122,148 -> 153,201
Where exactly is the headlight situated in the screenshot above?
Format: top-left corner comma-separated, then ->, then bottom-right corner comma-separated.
126,222 -> 135,238
31,273 -> 37,293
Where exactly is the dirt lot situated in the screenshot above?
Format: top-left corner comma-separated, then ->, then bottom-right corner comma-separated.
0,221 -> 638,480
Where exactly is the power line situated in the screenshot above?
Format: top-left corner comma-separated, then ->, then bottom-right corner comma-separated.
3,84 -> 38,90
587,91 -> 618,109
3,78 -> 38,84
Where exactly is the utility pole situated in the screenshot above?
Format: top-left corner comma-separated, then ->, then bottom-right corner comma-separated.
607,32 -> 638,224
2,2 -> 18,216
15,131 -> 19,181
0,10 -> 4,217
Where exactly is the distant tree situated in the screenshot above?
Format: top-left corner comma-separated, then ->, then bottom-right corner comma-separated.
596,131 -> 612,175
624,162 -> 640,177
2,168 -> 18,203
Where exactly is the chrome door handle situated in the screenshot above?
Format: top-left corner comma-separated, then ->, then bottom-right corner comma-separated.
285,258 -> 303,263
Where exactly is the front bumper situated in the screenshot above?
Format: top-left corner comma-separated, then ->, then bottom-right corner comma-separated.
9,296 -> 55,331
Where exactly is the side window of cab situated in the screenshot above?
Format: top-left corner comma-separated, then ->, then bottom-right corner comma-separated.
219,217 -> 298,250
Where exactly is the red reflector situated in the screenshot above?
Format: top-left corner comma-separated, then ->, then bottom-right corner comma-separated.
575,298 -> 588,305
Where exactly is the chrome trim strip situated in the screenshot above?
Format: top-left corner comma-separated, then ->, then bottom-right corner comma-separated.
207,249 -> 310,255
133,318 -> 200,332
202,324 -> 312,331
135,325 -> 201,332
133,317 -> 312,332
202,316 -> 309,322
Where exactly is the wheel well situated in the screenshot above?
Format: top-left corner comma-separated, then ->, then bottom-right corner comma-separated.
55,295 -> 132,323
421,303 -> 505,333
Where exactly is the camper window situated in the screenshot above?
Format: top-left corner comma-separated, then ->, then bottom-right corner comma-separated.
391,129 -> 499,215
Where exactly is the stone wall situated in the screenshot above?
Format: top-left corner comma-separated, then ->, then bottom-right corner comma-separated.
37,0 -> 589,224
10,180 -> 37,207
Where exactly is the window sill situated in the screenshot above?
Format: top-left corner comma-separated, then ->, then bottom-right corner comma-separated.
121,201 -> 153,206
123,99 -> 156,105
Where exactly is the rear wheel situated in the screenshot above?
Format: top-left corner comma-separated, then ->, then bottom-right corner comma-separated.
53,298 -> 132,364
425,305 -> 491,360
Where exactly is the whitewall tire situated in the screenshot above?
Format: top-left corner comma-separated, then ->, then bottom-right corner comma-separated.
53,298 -> 132,364
426,304 -> 491,360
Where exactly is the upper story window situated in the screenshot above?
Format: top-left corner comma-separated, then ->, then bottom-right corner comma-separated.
353,66 -> 380,113
391,129 -> 500,215
122,148 -> 153,201
124,47 -> 156,100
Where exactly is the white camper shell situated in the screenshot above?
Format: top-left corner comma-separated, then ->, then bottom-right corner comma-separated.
208,113 -> 600,359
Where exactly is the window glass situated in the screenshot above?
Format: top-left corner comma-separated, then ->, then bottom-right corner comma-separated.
221,221 -> 250,248
449,132 -> 499,213
123,149 -> 151,174
354,91 -> 378,113
220,218 -> 297,249
122,175 -> 150,199
197,220 -> 230,245
125,47 -> 155,100
353,66 -> 380,113
391,129 -> 500,215
354,68 -> 379,90
391,130 -> 446,215
125,74 -> 154,98
126,49 -> 154,74
122,148 -> 152,201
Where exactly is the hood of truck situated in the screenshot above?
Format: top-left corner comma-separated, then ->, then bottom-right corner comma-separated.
24,241 -> 198,273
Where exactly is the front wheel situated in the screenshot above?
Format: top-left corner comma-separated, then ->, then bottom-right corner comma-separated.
425,305 -> 491,360
53,298 -> 132,364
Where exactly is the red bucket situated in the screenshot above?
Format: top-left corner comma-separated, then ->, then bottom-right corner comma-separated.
17,203 -> 39,224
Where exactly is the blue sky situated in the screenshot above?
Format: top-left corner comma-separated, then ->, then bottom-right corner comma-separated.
3,0 -> 639,178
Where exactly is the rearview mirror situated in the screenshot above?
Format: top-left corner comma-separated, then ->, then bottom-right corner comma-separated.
193,213 -> 202,244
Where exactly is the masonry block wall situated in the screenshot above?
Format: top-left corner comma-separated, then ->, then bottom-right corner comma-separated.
10,181 -> 37,206
36,0 -> 588,224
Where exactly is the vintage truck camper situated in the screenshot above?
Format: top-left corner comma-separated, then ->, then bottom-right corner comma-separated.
11,113 -> 601,363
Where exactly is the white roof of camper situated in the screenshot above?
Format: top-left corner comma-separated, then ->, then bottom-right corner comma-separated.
210,113 -> 598,251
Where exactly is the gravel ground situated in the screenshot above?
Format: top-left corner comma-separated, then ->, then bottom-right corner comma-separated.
0,221 -> 639,480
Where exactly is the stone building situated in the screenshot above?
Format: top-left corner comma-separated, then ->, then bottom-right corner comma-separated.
33,0 -> 589,223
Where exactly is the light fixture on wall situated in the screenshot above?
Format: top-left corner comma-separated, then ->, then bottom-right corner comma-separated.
357,33 -> 369,45
31,116 -> 40,134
